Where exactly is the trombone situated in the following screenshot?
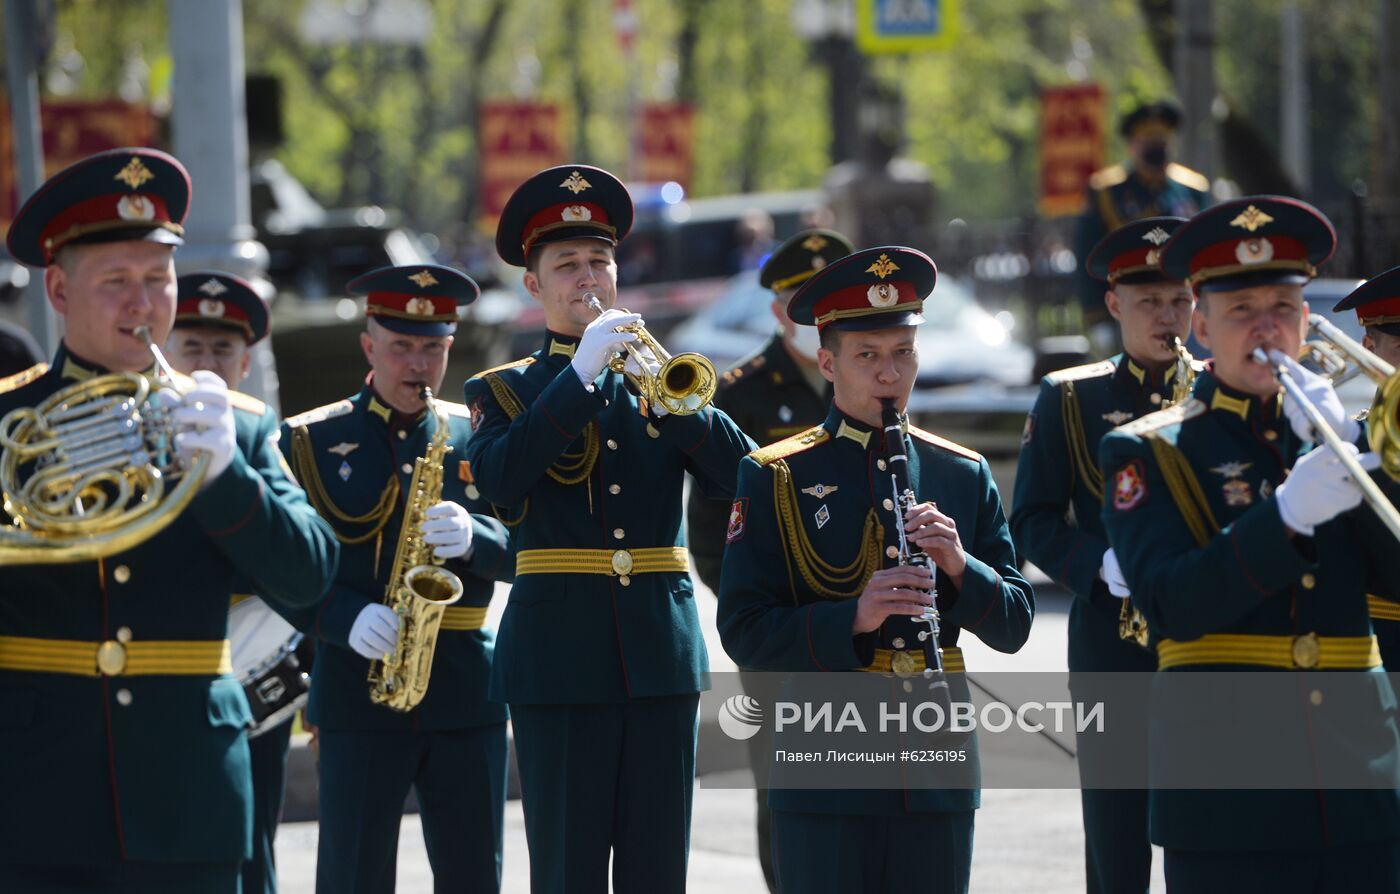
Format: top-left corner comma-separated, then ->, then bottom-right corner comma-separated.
583,292 -> 717,415
1253,318 -> 1400,543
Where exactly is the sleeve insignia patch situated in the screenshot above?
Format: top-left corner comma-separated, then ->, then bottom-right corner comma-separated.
1113,459 -> 1147,511
726,497 -> 749,543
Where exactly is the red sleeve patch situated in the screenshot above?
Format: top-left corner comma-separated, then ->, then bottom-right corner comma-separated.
469,396 -> 485,432
458,460 -> 474,484
1113,459 -> 1147,511
726,498 -> 749,543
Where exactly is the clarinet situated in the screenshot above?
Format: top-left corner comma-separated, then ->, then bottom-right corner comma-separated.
880,398 -> 951,703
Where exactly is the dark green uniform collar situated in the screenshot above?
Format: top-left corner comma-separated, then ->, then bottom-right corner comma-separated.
1114,352 -> 1178,400
359,381 -> 427,430
53,342 -> 156,383
1195,367 -> 1284,426
543,330 -> 580,363
822,403 -> 907,451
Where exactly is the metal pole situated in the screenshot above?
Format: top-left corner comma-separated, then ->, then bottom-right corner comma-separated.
1172,0 -> 1218,180
4,0 -> 56,353
167,0 -> 276,409
1280,1 -> 1310,194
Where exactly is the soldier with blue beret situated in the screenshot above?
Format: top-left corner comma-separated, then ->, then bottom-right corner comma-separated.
1075,101 -> 1211,337
0,148 -> 338,892
1100,196 -> 1400,892
276,264 -> 514,893
1011,216 -> 1193,893
718,246 -> 1034,893
166,271 -> 299,894
462,164 -> 755,892
1333,267 -> 1400,671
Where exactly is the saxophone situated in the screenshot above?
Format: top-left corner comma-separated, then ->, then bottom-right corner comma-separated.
1117,337 -> 1196,648
367,386 -> 465,712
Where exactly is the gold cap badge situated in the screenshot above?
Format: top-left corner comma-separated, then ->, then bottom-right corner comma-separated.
408,270 -> 439,288
866,253 -> 900,279
1230,205 -> 1274,233
114,157 -> 155,190
561,171 -> 592,195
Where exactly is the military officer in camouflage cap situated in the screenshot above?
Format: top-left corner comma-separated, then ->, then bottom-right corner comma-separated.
0,148 -> 337,892
462,164 -> 754,892
719,245 -> 1033,893
277,264 -> 514,893
1101,196 -> 1400,892
1332,266 -> 1400,671
166,271 -> 296,894
1075,101 -> 1211,341
1011,216 -> 1193,893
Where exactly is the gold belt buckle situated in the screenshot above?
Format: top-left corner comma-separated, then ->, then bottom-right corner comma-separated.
890,650 -> 918,678
96,640 -> 128,676
612,549 -> 633,587
1292,632 -> 1320,669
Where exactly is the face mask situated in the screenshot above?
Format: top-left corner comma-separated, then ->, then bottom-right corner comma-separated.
1142,143 -> 1168,169
789,324 -> 822,361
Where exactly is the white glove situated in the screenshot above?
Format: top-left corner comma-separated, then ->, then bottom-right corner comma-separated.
172,370 -> 236,486
1100,548 -> 1131,599
421,501 -> 473,560
1272,350 -> 1360,445
348,603 -> 401,660
572,309 -> 641,385
1275,443 -> 1380,535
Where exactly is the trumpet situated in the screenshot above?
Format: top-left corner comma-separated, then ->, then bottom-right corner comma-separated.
1253,331 -> 1400,544
583,293 -> 716,416
0,327 -> 209,565
1300,315 -> 1400,480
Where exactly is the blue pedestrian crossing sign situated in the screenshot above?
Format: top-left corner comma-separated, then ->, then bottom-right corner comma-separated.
855,0 -> 957,53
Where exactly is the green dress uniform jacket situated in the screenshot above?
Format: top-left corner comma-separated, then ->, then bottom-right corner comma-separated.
687,335 -> 831,593
1011,355 -> 1177,673
1356,409 -> 1400,671
461,330 -> 755,704
0,346 -> 338,868
1099,369 -> 1400,853
1074,163 -> 1209,313
718,405 -> 1034,815
277,384 -> 513,732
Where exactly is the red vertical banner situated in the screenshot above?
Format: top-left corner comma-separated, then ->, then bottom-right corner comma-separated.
637,103 -> 694,190
1,101 -> 155,233
1039,84 -> 1104,218
477,101 -> 564,234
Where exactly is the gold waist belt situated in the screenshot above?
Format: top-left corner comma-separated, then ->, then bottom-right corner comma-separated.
1157,633 -> 1380,670
862,646 -> 966,676
1368,594 -> 1400,623
439,606 -> 488,631
0,635 -> 233,677
515,547 -> 690,586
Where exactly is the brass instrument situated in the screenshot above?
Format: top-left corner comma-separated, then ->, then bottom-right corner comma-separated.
1118,337 -> 1197,647
583,293 -> 716,416
1249,317 -> 1400,544
880,398 -> 952,707
367,386 -> 464,712
0,326 -> 209,565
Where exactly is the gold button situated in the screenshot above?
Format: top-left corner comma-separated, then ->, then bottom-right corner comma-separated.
115,689 -> 133,707
877,460 -> 887,471
613,528 -> 625,540
1301,573 -> 1316,590
115,627 -> 133,644
609,484 -> 621,495
397,430 -> 408,440
611,550 -> 634,576
607,439 -> 619,450
1150,393 -> 1163,405
1265,430 -> 1279,441
882,498 -> 894,511
96,641 -> 128,676
113,565 -> 131,584
886,546 -> 899,559
619,575 -> 631,587
1310,689 -> 1324,707
1292,632 -> 1321,669
401,463 -> 413,474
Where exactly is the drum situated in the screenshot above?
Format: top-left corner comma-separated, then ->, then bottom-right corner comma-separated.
229,595 -> 310,738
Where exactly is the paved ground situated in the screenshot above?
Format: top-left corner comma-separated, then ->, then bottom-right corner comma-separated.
273,570 -> 1169,891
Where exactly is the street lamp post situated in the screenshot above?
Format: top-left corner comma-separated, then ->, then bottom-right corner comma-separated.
791,0 -> 865,166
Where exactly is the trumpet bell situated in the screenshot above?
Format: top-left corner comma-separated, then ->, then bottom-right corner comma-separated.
655,352 -> 717,416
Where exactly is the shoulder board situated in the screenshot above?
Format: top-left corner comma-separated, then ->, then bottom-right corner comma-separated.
0,362 -> 48,394
227,390 -> 267,416
284,399 -> 354,429
720,352 -> 767,389
1167,163 -> 1210,192
437,400 -> 473,420
909,426 -> 981,461
471,357 -> 535,380
1045,360 -> 1115,386
1114,398 -> 1206,437
1088,164 -> 1128,190
749,426 -> 829,466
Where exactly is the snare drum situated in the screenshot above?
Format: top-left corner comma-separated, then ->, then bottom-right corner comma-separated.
229,594 -> 310,738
